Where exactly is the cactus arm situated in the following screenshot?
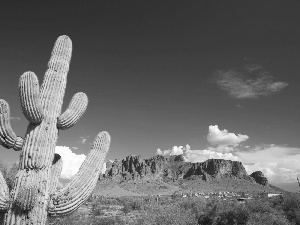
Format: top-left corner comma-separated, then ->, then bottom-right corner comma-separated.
57,92 -> 88,130
40,35 -> 72,118
0,170 -> 9,211
48,131 -> 110,216
19,71 -> 44,124
0,100 -> 24,151
49,154 -> 63,195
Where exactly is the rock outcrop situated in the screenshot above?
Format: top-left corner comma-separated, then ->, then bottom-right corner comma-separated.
250,171 -> 269,186
102,155 -> 262,185
184,159 -> 252,181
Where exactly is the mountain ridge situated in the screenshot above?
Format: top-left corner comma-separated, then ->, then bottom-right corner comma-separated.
102,154 -> 267,186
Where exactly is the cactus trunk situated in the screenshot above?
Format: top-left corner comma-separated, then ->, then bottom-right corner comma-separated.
0,36 -> 110,224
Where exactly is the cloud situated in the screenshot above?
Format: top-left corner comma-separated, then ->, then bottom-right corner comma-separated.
213,63 -> 288,99
80,136 -> 89,144
157,146 -> 239,163
157,146 -> 185,156
185,149 -> 239,163
207,125 -> 249,147
237,145 -> 300,183
157,125 -> 248,158
55,146 -> 86,179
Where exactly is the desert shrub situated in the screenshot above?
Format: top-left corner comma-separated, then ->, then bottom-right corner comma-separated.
171,193 -> 182,200
131,199 -> 142,210
281,193 -> 300,224
99,197 -> 119,205
214,201 -> 249,225
122,202 -> 134,215
48,213 -> 126,225
140,203 -> 197,225
197,198 -> 219,224
247,212 -> 288,225
197,199 -> 249,225
117,196 -> 143,214
268,195 -> 284,209
245,199 -> 273,214
47,212 -> 87,225
179,197 -> 206,218
86,195 -> 94,202
92,216 -> 126,225
92,203 -> 110,216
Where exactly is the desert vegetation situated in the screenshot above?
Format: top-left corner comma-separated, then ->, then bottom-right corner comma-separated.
46,191 -> 300,225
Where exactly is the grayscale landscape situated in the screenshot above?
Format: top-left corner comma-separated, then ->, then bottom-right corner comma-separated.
0,1 -> 300,224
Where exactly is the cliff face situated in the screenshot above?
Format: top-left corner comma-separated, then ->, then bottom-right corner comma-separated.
184,159 -> 252,181
102,155 -> 266,185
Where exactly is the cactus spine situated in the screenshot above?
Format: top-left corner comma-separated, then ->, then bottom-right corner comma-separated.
0,36 -> 110,224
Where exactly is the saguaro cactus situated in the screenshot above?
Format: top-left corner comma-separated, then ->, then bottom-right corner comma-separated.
0,36 -> 110,224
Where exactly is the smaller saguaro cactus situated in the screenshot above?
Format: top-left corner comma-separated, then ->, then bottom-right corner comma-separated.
0,35 -> 111,225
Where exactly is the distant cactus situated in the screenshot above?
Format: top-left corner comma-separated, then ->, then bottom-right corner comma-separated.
0,36 -> 110,224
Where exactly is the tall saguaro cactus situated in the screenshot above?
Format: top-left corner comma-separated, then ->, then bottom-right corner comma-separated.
0,36 -> 110,224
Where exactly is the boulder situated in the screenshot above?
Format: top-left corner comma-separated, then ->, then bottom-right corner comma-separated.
250,171 -> 269,186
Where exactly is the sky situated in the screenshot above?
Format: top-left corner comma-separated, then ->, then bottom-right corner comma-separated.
0,1 -> 300,192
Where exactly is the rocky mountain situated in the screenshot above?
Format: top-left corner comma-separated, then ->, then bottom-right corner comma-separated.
250,171 -> 269,186
102,154 -> 269,186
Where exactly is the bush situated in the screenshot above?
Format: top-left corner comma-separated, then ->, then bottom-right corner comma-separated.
122,202 -> 134,215
247,212 -> 288,225
47,212 -> 87,225
116,197 -> 144,214
179,197 -> 206,218
268,195 -> 284,209
215,202 -> 249,225
92,216 -> 126,225
197,199 -> 249,225
139,203 -> 197,225
282,194 -> 300,224
246,199 -> 273,214
92,203 -> 110,216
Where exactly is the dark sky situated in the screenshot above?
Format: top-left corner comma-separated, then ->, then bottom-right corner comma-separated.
1,1 -> 300,191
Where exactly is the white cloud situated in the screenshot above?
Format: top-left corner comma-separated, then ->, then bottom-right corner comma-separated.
213,63 -> 288,99
156,146 -> 185,156
157,125 -> 247,159
207,125 -> 249,147
55,146 -> 86,179
170,146 -> 184,155
185,149 -> 239,163
80,137 -> 87,144
238,145 -> 300,183
156,146 -> 239,163
157,148 -> 167,156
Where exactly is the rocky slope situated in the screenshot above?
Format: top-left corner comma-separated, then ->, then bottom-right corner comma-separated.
102,155 -> 268,186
